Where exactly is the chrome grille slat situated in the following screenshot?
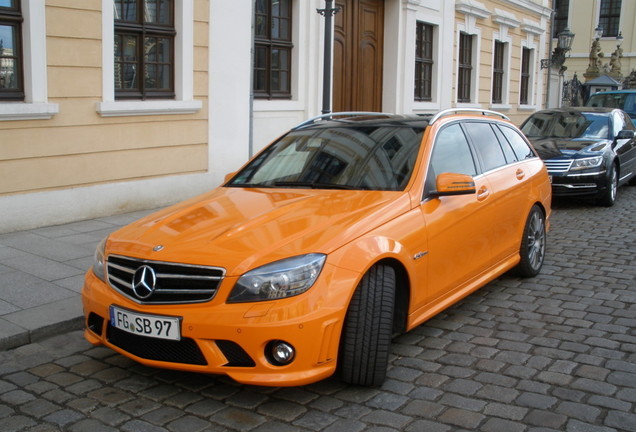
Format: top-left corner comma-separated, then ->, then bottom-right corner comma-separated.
157,273 -> 223,281
544,159 -> 573,173
108,262 -> 135,274
109,274 -> 132,289
153,289 -> 217,295
106,255 -> 225,304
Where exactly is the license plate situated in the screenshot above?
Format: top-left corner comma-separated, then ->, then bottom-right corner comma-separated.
109,306 -> 181,341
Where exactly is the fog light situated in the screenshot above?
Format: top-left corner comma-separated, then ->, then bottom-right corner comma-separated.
266,340 -> 296,366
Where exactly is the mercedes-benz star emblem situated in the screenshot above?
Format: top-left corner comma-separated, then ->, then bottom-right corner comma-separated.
132,265 -> 157,299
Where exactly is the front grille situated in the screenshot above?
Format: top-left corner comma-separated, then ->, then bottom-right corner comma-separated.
107,324 -> 207,365
107,255 -> 225,304
544,159 -> 573,173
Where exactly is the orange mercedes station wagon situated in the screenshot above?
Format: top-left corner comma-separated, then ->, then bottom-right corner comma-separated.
82,110 -> 551,387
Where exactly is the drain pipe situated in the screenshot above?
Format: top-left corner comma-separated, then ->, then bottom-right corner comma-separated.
545,1 -> 555,109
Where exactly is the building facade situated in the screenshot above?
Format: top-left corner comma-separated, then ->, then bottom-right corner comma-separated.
550,0 -> 636,105
0,0 -> 552,232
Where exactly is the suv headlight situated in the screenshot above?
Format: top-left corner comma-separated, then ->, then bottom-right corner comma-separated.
92,238 -> 107,281
571,156 -> 603,170
228,254 -> 326,303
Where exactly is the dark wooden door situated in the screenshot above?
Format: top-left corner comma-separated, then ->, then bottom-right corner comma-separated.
333,0 -> 384,112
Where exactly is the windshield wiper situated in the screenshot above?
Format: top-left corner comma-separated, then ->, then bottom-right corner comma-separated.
273,181 -> 356,190
226,182 -> 276,188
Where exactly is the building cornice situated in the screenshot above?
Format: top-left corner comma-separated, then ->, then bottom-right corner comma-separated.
506,0 -> 553,18
521,18 -> 545,35
456,0 -> 491,20
493,8 -> 521,28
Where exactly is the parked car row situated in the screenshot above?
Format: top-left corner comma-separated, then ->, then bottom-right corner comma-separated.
81,101 -> 635,388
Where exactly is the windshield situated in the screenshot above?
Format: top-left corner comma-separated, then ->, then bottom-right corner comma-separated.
227,125 -> 425,191
586,93 -> 636,116
521,111 -> 610,140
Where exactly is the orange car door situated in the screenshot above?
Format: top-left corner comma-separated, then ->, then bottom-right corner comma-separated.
414,123 -> 494,309
463,122 -> 530,264
491,124 -> 544,261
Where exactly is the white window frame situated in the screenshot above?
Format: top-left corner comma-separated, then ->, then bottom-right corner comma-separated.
455,26 -> 481,108
97,0 -> 201,117
455,1 -> 489,108
519,21 -> 542,110
413,20 -> 440,109
519,44 -> 535,108
253,0 -> 303,113
490,9 -> 518,111
0,0 -> 59,121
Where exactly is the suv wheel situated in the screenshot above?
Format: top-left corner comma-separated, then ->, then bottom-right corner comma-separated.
339,264 -> 395,386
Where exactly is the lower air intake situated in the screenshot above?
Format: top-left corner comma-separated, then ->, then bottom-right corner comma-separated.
107,325 -> 207,366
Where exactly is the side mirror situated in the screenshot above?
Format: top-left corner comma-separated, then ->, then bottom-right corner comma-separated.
616,129 -> 635,140
431,173 -> 476,197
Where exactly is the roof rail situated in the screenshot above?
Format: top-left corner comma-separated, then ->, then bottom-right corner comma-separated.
430,108 -> 510,124
292,112 -> 393,130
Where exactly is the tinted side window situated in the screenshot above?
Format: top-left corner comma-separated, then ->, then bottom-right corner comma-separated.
463,122 -> 507,172
622,112 -> 636,131
429,124 -> 477,177
492,125 -> 517,163
499,125 -> 536,160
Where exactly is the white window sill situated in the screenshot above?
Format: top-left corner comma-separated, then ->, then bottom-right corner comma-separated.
456,103 -> 483,109
490,104 -> 512,111
0,103 -> 59,121
518,104 -> 538,111
96,100 -> 202,117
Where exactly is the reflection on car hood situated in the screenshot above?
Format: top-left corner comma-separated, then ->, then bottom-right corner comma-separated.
105,187 -> 410,275
529,138 -> 606,159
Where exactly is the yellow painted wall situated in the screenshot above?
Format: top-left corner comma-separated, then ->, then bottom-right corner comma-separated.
0,1 -> 209,196
454,0 -> 550,125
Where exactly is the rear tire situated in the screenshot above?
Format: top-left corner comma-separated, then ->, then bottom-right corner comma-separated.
515,205 -> 546,278
339,264 -> 395,386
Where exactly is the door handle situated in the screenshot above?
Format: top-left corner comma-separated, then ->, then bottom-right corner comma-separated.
516,169 -> 525,180
477,186 -> 489,201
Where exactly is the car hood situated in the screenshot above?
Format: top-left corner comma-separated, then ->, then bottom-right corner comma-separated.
529,138 -> 607,159
105,187 -> 411,275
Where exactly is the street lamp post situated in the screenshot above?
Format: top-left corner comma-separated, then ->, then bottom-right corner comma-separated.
541,27 -> 575,73
317,1 -> 340,115
542,26 -> 575,108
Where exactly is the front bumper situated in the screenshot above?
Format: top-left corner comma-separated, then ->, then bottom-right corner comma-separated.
81,265 -> 359,386
548,169 -> 608,198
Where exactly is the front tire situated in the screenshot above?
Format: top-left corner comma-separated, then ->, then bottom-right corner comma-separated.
515,205 -> 546,278
339,264 -> 395,386
597,163 -> 618,207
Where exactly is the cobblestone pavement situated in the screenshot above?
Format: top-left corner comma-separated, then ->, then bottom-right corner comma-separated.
1,188 -> 635,432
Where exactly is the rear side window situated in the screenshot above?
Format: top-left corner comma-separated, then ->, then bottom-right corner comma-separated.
429,123 -> 477,177
498,125 -> 536,160
463,122 -> 507,172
